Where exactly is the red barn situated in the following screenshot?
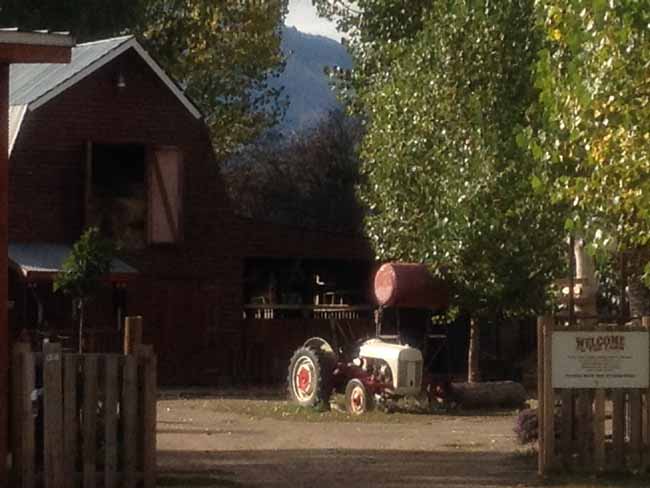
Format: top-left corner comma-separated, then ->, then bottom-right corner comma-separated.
8,36 -> 374,385
8,36 -> 245,383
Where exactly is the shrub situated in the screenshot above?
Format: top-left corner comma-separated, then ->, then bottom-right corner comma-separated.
514,408 -> 538,444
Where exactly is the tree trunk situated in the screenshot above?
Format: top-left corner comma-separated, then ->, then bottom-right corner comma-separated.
574,237 -> 598,323
78,300 -> 85,354
628,274 -> 650,318
467,317 -> 480,383
625,247 -> 650,319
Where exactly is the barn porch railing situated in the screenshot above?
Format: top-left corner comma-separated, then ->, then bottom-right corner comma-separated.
240,305 -> 374,383
243,304 -> 373,320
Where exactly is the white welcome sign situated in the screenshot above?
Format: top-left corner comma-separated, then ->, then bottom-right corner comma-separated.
552,331 -> 649,388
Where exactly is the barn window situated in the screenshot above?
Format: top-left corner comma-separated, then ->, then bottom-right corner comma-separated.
148,146 -> 183,244
87,143 -> 147,249
86,143 -> 184,247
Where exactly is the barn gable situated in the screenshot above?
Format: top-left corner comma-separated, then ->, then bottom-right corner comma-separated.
8,36 -> 201,156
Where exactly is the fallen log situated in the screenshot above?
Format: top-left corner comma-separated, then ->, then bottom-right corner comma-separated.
451,380 -> 527,409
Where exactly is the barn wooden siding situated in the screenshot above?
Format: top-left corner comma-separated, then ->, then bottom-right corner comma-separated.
9,46 -> 374,386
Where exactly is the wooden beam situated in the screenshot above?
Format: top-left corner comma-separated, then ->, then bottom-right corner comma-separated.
151,148 -> 180,243
543,317 -> 555,471
21,353 -> 35,488
537,316 -> 545,476
124,316 -> 143,355
0,63 -> 9,488
0,43 -> 71,64
43,343 -> 64,488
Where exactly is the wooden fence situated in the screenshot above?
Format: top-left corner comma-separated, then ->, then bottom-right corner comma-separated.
10,342 -> 157,488
538,315 -> 650,475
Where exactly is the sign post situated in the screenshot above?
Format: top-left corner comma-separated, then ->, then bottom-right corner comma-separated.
540,318 -> 650,476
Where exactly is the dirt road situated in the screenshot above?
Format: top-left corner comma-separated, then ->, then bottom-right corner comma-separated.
157,395 -> 538,487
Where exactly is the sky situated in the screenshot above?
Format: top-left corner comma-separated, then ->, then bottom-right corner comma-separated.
285,0 -> 341,41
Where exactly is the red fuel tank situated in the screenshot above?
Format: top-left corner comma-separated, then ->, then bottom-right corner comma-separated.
374,262 -> 449,311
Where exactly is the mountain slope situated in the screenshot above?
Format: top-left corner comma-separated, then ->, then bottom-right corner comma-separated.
275,26 -> 352,132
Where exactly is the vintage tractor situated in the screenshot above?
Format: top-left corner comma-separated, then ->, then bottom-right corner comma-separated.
287,262 -> 450,414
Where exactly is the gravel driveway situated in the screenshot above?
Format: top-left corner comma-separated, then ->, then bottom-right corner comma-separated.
157,395 -> 538,488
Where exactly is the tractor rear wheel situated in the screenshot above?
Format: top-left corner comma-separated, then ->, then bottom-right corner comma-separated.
345,379 -> 374,415
287,346 -> 332,408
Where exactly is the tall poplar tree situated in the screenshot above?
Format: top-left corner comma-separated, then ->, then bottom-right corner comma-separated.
315,0 -> 565,380
529,0 -> 650,313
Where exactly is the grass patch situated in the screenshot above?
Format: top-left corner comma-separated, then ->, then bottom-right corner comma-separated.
441,441 -> 487,450
510,445 -> 537,461
170,397 -> 426,423
165,395 -> 519,424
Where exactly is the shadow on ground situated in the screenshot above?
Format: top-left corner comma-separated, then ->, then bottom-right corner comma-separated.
158,448 -> 538,488
160,388 -> 285,401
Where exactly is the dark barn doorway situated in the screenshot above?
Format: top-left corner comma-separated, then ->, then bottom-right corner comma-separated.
88,143 -> 147,249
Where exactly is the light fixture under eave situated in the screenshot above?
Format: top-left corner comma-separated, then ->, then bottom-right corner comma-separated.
116,72 -> 126,89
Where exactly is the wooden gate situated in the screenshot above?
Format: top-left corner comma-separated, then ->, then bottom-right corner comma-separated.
538,315 -> 650,475
10,342 -> 157,488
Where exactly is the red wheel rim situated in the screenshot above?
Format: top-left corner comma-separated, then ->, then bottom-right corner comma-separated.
292,356 -> 316,402
349,384 -> 366,414
297,365 -> 312,392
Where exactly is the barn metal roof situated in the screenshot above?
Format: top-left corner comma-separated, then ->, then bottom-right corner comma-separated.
9,242 -> 137,282
9,35 -> 132,106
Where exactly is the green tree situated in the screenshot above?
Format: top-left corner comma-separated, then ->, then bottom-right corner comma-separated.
54,228 -> 115,353
529,0 -> 650,313
224,110 -> 363,232
0,0 -> 288,158
315,0 -> 565,380
0,0 -> 142,40
137,1 -> 288,158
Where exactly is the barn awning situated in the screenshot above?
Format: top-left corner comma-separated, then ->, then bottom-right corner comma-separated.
8,243 -> 137,283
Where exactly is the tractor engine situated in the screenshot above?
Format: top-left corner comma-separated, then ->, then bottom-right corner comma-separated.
358,339 -> 423,396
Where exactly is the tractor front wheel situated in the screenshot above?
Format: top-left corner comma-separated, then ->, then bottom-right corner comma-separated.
345,379 -> 374,415
287,346 -> 332,408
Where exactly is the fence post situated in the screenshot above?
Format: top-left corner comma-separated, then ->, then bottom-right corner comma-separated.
21,350 -> 35,488
537,316 -> 545,476
538,315 -> 555,475
43,342 -> 64,488
123,316 -> 143,355
63,354 -> 78,484
543,316 -> 555,471
630,389 -> 643,469
612,389 -> 626,470
10,342 -> 30,479
82,355 -> 98,488
104,356 -> 118,488
641,317 -> 650,473
560,390 -> 573,469
579,389 -> 594,469
122,355 -> 137,488
139,345 -> 157,488
594,388 -> 606,471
